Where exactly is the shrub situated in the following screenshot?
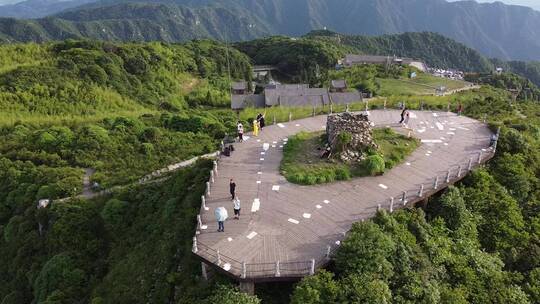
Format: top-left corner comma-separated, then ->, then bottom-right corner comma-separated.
365,155 -> 385,175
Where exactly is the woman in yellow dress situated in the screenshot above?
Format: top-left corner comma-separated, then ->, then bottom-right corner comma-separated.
253,119 -> 259,136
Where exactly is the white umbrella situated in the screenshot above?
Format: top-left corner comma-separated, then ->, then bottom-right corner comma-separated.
215,207 -> 228,222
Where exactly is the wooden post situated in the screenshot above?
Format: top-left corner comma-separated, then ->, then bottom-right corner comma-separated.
330,104 -> 333,114
326,245 -> 331,259
447,102 -> 450,112
242,262 -> 247,279
483,114 -> 487,123
383,99 -> 387,110
213,160 -> 218,176
365,101 -> 369,112
289,112 -> 292,122
420,101 -> 424,111
206,182 -> 210,196
494,127 -> 501,153
377,204 -> 381,211
402,191 -> 407,205
210,170 -> 214,183
273,115 -> 276,125
201,262 -> 208,281
197,214 -> 203,230
217,249 -> 221,265
478,151 -> 483,164
468,158 -> 473,171
346,104 -> 350,112
312,107 -> 315,117
275,261 -> 280,277
201,195 -> 207,211
457,165 -> 462,177
419,184 -> 424,197
434,176 -> 439,189
309,259 -> 315,275
446,169 -> 451,183
389,197 -> 394,213
192,236 -> 198,253
220,140 -> 224,152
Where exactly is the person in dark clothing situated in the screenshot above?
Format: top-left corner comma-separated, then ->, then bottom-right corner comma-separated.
399,108 -> 407,124
229,179 -> 236,200
257,113 -> 265,130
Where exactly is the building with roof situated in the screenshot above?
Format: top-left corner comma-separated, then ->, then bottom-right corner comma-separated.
231,81 -> 362,110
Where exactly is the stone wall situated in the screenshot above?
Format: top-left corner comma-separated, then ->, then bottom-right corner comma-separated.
326,112 -> 377,162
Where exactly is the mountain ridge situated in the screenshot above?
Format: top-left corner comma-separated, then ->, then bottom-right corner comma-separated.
1,0 -> 540,62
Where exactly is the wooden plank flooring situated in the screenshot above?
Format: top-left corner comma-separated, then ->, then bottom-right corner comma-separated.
193,109 -> 494,280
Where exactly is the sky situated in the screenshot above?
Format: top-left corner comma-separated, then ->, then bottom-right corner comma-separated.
0,0 -> 539,10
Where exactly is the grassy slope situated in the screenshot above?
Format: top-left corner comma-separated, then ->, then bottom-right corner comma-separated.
281,128 -> 419,185
377,73 -> 469,96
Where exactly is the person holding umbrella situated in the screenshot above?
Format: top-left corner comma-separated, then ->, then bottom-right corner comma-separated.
215,206 -> 228,232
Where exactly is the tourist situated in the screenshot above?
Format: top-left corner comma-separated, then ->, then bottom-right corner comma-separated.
257,112 -> 266,130
229,178 -> 236,200
404,110 -> 410,126
253,119 -> 259,136
233,196 -> 241,219
399,108 -> 407,124
237,121 -> 244,142
215,207 -> 228,232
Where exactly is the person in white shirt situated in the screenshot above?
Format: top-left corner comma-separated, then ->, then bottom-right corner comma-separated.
237,121 -> 244,142
233,197 -> 241,219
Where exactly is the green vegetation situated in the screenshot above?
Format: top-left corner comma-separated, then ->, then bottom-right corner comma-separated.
376,73 -> 469,96
0,159 -> 260,303
235,36 -> 345,86
466,72 -> 540,101
280,128 -> 419,185
3,35 -> 540,303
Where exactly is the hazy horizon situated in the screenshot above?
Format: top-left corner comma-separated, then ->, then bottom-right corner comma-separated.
0,0 -> 539,11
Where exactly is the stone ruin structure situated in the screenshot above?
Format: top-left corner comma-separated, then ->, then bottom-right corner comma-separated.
326,112 -> 378,162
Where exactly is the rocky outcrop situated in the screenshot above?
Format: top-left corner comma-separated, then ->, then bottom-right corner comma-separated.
326,112 -> 377,162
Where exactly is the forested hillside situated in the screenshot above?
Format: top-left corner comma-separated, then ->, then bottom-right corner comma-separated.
0,39 -> 263,303
306,30 -> 494,73
2,37 -> 540,303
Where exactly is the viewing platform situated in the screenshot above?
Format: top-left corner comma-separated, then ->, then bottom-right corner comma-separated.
192,109 -> 495,285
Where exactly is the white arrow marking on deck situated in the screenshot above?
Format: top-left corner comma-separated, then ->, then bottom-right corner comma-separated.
288,218 -> 300,224
227,237 -> 233,242
251,199 -> 260,212
272,185 -> 280,191
316,205 -> 322,209
303,213 -> 311,219
263,143 -> 270,151
323,200 -> 330,204
447,132 -> 455,135
247,231 -> 258,239
257,181 -> 261,184
277,123 -> 285,128
223,263 -> 231,271
379,184 -> 388,189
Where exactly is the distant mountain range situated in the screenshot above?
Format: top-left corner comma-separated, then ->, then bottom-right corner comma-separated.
1,0 -> 540,62
0,0 -> 93,18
